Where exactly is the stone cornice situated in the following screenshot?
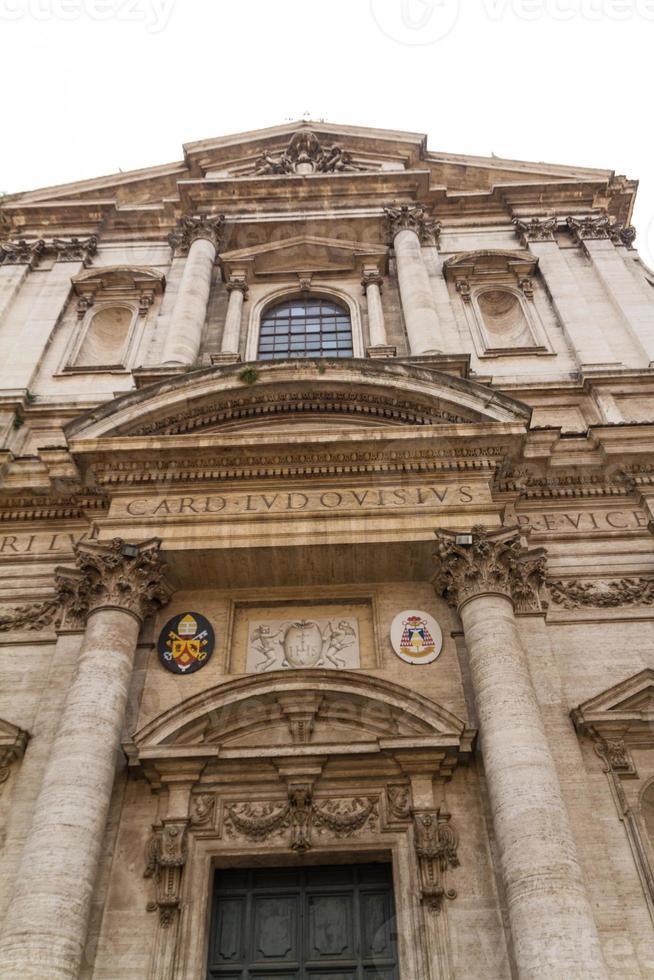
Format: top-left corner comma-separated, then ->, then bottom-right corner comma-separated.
55,537 -> 172,624
432,525 -> 546,612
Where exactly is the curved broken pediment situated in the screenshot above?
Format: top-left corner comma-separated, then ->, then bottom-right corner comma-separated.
66,359 -> 531,442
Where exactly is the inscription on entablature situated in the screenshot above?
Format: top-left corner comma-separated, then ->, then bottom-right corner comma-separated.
0,531 -> 87,556
116,483 -> 480,519
512,510 -> 648,533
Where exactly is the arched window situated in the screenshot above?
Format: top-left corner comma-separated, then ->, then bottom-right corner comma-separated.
258,297 -> 353,360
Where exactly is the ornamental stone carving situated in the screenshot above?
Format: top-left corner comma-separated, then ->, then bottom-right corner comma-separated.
566,214 -> 612,243
608,222 -> 637,248
433,525 -> 546,612
55,537 -> 172,624
168,214 -> 225,255
0,238 -> 45,268
361,270 -> 384,293
386,784 -> 412,821
0,599 -> 59,632
413,808 -> 459,913
224,787 -> 378,852
384,205 -> 441,246
512,216 -> 558,243
548,577 -> 654,609
594,737 -> 636,775
52,235 -> 98,265
252,130 -> 363,176
0,720 -> 29,792
144,821 -> 188,927
225,277 -> 249,299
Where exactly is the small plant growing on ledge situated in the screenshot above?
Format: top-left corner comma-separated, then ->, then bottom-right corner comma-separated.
238,366 -> 260,385
317,361 -> 327,375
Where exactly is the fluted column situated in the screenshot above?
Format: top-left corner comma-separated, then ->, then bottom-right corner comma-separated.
385,205 -> 442,355
162,215 -> 224,366
220,275 -> 248,359
433,526 -> 607,980
0,538 -> 172,980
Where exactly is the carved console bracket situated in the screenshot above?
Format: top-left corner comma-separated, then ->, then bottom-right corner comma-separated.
0,719 -> 29,790
144,820 -> 189,927
413,808 -> 460,913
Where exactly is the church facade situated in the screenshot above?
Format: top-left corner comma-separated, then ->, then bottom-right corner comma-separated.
0,121 -> 653,979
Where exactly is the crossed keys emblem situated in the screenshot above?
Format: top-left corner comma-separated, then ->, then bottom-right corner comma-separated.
159,613 -> 215,675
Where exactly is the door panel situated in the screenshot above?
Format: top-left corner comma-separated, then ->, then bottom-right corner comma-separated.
207,864 -> 399,980
307,893 -> 354,959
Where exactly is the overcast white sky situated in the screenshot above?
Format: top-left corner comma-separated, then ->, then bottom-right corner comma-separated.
1,0 -> 653,266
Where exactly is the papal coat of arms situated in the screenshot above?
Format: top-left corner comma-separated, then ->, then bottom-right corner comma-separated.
390,610 -> 443,666
247,618 -> 360,673
158,612 -> 215,675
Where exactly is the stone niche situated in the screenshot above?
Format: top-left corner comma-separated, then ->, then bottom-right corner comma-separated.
228,598 -> 378,674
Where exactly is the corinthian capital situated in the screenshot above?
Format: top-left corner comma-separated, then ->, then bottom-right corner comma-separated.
56,537 -> 172,624
52,236 -> 98,265
566,214 -> 611,243
512,216 -> 558,244
168,214 -> 225,255
0,238 -> 46,268
384,205 -> 441,246
432,525 -> 546,612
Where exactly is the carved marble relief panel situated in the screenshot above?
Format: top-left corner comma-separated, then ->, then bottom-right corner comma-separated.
229,598 -> 377,673
246,617 -> 361,673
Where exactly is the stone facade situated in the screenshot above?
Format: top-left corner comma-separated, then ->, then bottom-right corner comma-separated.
0,121 -> 653,979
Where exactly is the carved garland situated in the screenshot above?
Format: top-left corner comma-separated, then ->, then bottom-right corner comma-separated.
224,787 -> 379,854
548,578 -> 654,609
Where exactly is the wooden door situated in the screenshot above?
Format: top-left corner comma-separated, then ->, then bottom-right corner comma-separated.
207,863 -> 399,979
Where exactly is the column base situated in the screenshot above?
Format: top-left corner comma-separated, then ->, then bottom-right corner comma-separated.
209,352 -> 242,365
366,345 -> 397,359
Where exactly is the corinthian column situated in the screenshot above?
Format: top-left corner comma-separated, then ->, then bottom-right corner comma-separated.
433,527 -> 607,980
220,274 -> 248,360
0,539 -> 172,980
361,266 -> 394,356
162,214 -> 224,366
385,205 -> 442,355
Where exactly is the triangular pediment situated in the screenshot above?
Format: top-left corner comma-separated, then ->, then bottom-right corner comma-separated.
572,669 -> 654,741
1,121 -> 633,230
220,235 -> 388,280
